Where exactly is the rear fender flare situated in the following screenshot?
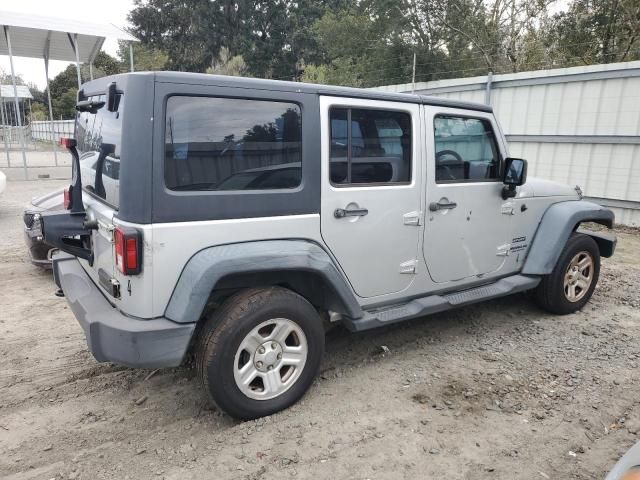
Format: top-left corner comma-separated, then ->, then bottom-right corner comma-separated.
164,240 -> 363,324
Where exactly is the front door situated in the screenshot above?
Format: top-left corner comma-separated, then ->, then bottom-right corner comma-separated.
422,107 -> 515,283
319,97 -> 422,298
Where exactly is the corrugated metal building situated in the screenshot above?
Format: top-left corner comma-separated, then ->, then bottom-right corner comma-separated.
375,61 -> 640,226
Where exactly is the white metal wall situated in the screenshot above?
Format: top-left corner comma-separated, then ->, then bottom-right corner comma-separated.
375,61 -> 640,225
30,120 -> 74,142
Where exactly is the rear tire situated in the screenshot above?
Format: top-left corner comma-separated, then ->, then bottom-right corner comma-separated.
535,233 -> 600,315
196,287 -> 324,420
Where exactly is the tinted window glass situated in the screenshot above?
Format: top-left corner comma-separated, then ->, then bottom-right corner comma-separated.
434,116 -> 500,183
330,108 -> 411,185
75,94 -> 123,207
165,97 -> 302,191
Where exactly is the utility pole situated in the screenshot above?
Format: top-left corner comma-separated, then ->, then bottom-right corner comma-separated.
4,25 -> 28,179
412,52 -> 416,94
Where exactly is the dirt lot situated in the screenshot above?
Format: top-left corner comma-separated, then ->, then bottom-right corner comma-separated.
1,179 -> 639,480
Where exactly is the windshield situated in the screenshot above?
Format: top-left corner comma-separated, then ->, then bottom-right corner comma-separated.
75,93 -> 124,208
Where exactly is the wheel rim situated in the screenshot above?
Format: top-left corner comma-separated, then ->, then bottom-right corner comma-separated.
233,318 -> 308,401
563,250 -> 594,303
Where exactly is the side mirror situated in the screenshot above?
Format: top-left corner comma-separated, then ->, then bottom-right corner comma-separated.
502,157 -> 527,199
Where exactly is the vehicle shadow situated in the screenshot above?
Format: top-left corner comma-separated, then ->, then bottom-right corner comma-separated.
322,291 -> 543,365
167,291 -> 547,423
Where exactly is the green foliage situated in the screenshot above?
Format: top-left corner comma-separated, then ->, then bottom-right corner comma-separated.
40,0 -> 637,118
117,41 -> 168,71
128,0 -> 349,79
48,51 -> 125,119
27,83 -> 47,105
0,68 -> 26,85
299,63 -> 329,85
128,0 -> 246,72
29,102 -> 48,121
542,0 -> 640,66
206,47 -> 246,77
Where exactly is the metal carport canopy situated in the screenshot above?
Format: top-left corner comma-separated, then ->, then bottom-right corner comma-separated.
0,11 -> 138,179
0,10 -> 138,62
0,84 -> 32,100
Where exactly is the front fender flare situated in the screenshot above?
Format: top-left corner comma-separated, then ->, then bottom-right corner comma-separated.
164,240 -> 363,324
522,200 -> 615,276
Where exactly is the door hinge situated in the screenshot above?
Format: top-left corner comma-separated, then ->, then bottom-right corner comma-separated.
403,211 -> 422,226
496,243 -> 512,256
98,219 -> 114,242
399,259 -> 418,274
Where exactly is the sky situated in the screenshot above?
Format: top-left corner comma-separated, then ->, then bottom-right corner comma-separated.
0,0 -> 136,90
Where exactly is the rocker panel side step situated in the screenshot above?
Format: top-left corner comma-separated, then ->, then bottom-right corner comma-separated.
343,274 -> 540,332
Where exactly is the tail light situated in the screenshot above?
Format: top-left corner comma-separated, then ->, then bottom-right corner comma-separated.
59,137 -> 77,148
114,227 -> 142,275
63,188 -> 70,209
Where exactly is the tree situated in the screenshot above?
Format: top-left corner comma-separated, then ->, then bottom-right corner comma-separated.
422,0 -> 558,73
239,0 -> 349,80
127,0 -> 351,79
0,68 -> 27,85
128,0 -> 244,72
543,0 -> 640,66
48,51 -> 122,119
29,102 -> 48,121
126,0 -> 638,89
302,6 -> 422,87
206,47 -> 246,76
27,83 -> 47,106
117,41 -> 169,71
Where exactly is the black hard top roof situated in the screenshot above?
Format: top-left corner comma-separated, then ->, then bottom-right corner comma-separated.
137,71 -> 493,113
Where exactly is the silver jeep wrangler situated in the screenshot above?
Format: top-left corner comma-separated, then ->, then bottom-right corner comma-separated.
39,72 -> 616,419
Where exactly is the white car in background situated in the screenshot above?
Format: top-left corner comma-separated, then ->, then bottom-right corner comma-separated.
0,170 -> 6,195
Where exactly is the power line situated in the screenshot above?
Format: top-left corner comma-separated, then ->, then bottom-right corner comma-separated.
363,50 -> 640,87
271,42 -> 639,86
268,39 -> 638,83
272,49 -> 639,88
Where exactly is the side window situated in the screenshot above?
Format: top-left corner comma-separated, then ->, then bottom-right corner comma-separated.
164,96 -> 302,191
330,108 -> 411,185
434,115 -> 501,183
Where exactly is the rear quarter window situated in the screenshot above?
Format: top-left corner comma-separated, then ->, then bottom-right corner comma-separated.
164,96 -> 302,191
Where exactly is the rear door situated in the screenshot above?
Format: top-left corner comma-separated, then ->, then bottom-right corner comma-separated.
75,92 -> 123,294
319,96 -> 422,298
422,107 -> 515,283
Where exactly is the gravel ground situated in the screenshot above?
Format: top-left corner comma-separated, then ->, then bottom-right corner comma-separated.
1,179 -> 639,480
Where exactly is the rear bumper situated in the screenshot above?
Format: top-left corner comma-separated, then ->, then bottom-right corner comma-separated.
53,253 -> 195,368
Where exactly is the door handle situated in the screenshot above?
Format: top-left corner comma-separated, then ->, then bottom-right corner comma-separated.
334,207 -> 369,218
429,199 -> 457,211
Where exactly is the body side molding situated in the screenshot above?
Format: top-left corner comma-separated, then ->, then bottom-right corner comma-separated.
522,200 -> 615,276
164,240 -> 363,324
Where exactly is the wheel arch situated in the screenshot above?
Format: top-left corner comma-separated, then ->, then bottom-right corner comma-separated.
522,200 -> 616,276
164,240 -> 363,325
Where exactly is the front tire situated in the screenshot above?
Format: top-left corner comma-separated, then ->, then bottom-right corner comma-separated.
535,233 -> 600,314
196,287 -> 324,420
